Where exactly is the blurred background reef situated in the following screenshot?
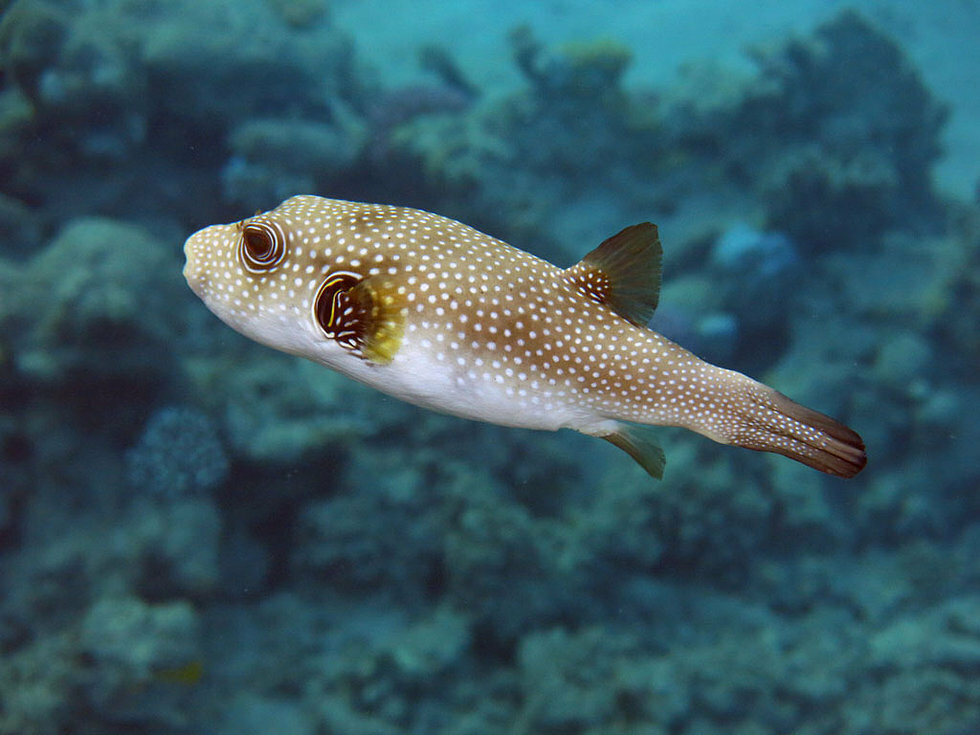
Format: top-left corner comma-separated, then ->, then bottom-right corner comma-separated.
0,1 -> 979,733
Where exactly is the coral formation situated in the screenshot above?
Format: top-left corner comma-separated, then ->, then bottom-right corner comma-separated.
126,405 -> 229,498
0,4 -> 977,733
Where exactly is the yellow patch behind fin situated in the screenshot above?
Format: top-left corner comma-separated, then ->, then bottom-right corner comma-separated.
350,278 -> 405,365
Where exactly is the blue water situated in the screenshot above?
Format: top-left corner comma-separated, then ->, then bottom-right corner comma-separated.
1,1 -> 979,733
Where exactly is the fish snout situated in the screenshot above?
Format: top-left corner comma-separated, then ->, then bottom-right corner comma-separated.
182,234 -> 211,300
183,224 -> 236,300
182,260 -> 209,300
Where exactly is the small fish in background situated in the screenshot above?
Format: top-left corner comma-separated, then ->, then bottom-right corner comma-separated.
183,196 -> 866,479
153,659 -> 205,686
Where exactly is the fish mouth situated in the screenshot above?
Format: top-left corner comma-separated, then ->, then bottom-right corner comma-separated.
182,235 -> 211,300
182,261 -> 209,300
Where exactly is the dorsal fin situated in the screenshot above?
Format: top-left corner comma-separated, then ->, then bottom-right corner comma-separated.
563,222 -> 662,326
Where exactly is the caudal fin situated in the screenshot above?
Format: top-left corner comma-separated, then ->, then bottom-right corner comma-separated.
724,378 -> 866,478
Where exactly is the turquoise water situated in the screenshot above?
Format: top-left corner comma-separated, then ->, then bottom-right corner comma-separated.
1,1 -> 979,733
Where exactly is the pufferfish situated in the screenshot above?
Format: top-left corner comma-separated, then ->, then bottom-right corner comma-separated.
183,195 -> 866,479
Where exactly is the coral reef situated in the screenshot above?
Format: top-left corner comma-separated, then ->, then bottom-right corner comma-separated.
0,4 -> 977,734
0,0 -> 369,223
126,405 -> 229,498
223,117 -> 363,212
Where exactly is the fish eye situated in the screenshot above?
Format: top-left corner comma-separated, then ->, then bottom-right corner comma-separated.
239,219 -> 287,273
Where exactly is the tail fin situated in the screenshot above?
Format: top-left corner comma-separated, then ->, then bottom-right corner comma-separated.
721,376 -> 866,478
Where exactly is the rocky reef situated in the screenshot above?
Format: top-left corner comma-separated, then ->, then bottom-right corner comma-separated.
0,3 -> 978,733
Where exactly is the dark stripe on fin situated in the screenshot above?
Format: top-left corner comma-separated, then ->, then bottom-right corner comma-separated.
602,423 -> 667,480
732,383 -> 867,478
565,223 -> 662,326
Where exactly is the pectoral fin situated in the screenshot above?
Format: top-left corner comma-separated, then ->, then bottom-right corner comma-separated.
313,272 -> 405,364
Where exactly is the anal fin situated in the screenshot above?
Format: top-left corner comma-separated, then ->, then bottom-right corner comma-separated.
602,423 -> 667,480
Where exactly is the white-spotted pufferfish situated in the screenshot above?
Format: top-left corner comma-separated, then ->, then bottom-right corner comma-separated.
183,196 -> 866,479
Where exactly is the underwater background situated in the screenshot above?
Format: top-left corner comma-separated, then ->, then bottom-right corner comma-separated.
1,0 -> 979,732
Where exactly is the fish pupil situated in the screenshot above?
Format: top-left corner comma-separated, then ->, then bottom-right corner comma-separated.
243,226 -> 273,260
238,221 -> 286,272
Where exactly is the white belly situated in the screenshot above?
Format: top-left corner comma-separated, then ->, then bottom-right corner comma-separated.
319,333 -> 593,432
